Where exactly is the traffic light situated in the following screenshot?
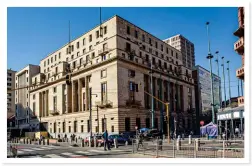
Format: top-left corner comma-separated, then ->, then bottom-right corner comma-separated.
66,74 -> 71,85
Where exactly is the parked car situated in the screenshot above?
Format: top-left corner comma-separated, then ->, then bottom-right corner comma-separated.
108,134 -> 131,146
121,131 -> 136,141
143,129 -> 162,139
84,135 -> 112,147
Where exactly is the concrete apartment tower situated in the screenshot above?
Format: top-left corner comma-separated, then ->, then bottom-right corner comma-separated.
15,64 -> 40,130
164,34 -> 195,70
234,7 -> 244,106
7,69 -> 16,118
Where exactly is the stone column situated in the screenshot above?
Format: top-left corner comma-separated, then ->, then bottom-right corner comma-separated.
85,76 -> 89,111
46,90 -> 49,116
67,85 -> 72,113
78,79 -> 83,112
39,92 -> 42,117
41,92 -> 44,117
72,81 -> 76,112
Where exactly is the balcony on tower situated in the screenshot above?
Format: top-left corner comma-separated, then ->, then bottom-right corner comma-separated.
236,66 -> 244,79
234,37 -> 244,55
238,96 -> 244,106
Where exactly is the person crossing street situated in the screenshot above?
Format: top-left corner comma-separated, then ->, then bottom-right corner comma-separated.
102,130 -> 110,151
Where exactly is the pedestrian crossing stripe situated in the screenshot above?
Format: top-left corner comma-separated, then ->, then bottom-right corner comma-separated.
45,154 -> 63,158
39,146 -> 54,149
89,149 -> 108,153
20,149 -> 34,152
61,152 -> 83,157
30,148 -> 44,151
17,151 -> 25,154
74,151 -> 90,154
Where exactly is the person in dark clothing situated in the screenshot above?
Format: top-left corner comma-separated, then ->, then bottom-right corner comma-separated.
102,130 -> 110,151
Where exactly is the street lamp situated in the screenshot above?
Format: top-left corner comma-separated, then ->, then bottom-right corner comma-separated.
206,21 -> 215,124
221,57 -> 227,108
215,51 -> 221,109
227,60 -> 231,107
150,59 -> 154,129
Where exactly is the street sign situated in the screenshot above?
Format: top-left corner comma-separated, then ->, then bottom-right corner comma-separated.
135,126 -> 138,130
200,121 -> 204,126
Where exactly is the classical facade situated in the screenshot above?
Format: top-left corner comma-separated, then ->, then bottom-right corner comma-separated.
15,64 -> 40,130
7,69 -> 16,118
28,15 -> 196,138
164,34 -> 195,69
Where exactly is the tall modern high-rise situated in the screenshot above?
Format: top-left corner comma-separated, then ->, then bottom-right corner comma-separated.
7,69 -> 16,118
163,34 -> 195,69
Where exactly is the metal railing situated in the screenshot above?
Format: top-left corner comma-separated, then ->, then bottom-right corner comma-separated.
131,138 -> 244,158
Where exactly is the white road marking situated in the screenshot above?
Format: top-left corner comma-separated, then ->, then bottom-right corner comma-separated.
45,154 -> 63,158
61,152 -> 83,157
74,151 -> 90,154
20,149 -> 34,152
17,151 -> 24,154
89,149 -> 107,153
27,155 -> 42,158
30,148 -> 44,151
39,146 -> 54,149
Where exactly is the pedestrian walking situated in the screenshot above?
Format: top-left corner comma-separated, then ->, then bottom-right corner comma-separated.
102,130 -> 110,151
137,133 -> 144,150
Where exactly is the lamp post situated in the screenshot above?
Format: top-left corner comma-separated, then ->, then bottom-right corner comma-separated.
206,21 -> 215,124
227,61 -> 231,106
150,58 -> 154,129
221,57 -> 227,108
215,51 -> 221,109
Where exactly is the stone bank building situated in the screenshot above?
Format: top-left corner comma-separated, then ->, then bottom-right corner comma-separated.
27,15 -> 195,137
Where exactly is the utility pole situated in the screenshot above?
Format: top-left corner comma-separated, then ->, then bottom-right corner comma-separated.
206,21 -> 215,124
227,61 -> 231,107
221,57 -> 227,108
215,51 -> 221,109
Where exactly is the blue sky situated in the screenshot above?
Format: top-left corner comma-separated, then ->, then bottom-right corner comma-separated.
7,7 -> 242,99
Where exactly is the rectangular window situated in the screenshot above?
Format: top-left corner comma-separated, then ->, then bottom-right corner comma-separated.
128,69 -> 135,77
89,45 -> 93,51
149,38 -> 152,45
111,126 -> 114,132
166,48 -> 169,54
161,44 -> 163,51
68,126 -> 71,133
89,34 -> 92,42
104,26 -> 107,34
77,42 -> 79,49
83,49 -> 86,54
59,52 -> 61,59
53,96 -> 57,111
77,52 -> 80,57
83,38 -> 86,45
81,125 -> 84,133
136,118 -> 141,129
33,102 -> 35,115
73,61 -> 76,69
62,122 -> 65,133
155,41 -> 158,48
92,52 -> 95,59
101,69 -> 107,78
135,30 -> 138,38
71,54 -> 74,59
55,54 -> 57,61
51,57 -> 53,63
127,26 -> 130,35
48,59 -> 49,65
96,30 -> 99,38
80,58 -> 83,66
142,34 -> 145,42
101,82 -> 107,104
44,61 -> 46,67
72,45 -> 74,52
33,94 -> 35,99
125,118 -> 130,132
74,121 -> 77,133
54,87 -> 57,93
66,57 -> 69,62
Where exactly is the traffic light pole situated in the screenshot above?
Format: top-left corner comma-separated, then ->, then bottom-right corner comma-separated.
144,91 -> 170,144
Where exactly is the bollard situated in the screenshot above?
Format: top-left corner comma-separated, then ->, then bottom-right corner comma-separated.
114,138 -> 118,148
43,139 -> 45,145
158,139 -> 163,150
46,139 -> 49,145
195,138 -> 200,151
125,141 -> 128,146
176,138 -> 181,150
94,137 -> 97,147
88,136 -> 91,147
26,138 -> 29,144
29,139 -> 32,144
188,135 -> 192,145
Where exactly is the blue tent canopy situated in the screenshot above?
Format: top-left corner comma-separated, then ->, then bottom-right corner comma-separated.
139,128 -> 150,133
200,122 -> 218,138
